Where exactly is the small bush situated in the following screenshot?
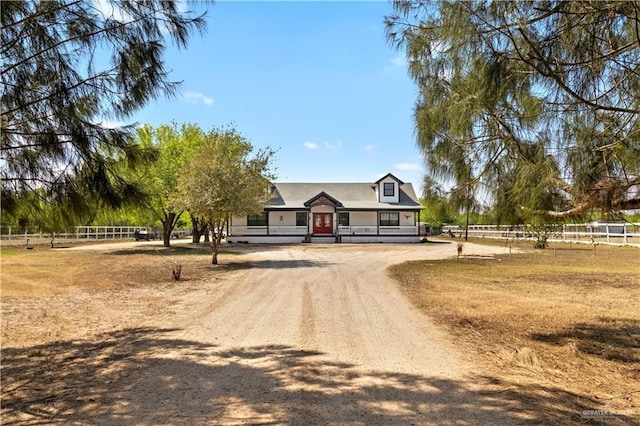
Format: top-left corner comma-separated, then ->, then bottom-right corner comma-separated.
533,239 -> 547,249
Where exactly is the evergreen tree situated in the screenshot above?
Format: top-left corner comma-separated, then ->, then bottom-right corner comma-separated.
1,1 -> 207,217
386,1 -> 640,220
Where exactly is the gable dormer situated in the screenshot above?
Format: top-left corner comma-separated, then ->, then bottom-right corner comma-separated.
373,173 -> 404,203
303,191 -> 343,208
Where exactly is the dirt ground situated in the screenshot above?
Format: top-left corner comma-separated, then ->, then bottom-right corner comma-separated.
1,241 -> 600,424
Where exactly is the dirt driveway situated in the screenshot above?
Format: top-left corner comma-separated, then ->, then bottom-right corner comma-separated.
3,242 -> 530,424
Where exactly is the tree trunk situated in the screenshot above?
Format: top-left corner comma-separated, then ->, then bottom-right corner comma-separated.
162,212 -> 177,247
209,219 -> 226,265
464,204 -> 470,241
191,216 -> 203,243
162,221 -> 172,247
210,235 -> 219,265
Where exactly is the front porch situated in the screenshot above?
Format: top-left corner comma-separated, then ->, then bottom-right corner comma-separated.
227,222 -> 421,244
227,186 -> 423,244
228,224 -> 420,237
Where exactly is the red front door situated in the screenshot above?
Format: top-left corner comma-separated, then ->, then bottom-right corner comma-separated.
313,213 -> 333,234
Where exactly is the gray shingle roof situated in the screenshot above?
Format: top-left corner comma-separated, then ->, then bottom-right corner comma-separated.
266,182 -> 422,210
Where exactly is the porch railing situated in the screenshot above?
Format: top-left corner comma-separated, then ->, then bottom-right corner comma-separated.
230,226 -> 307,235
338,225 -> 376,235
230,225 -> 420,236
230,226 -> 268,235
338,225 -> 419,235
268,226 -> 308,235
377,226 -> 419,235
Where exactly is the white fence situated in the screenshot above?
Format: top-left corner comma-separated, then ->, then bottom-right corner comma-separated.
0,226 -> 169,245
443,223 -> 640,247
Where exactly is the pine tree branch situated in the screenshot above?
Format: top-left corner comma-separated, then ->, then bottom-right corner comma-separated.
516,27 -> 638,114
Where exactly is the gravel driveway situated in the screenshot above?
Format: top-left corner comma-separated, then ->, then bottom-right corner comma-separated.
7,241 -> 527,424
128,242 -> 524,424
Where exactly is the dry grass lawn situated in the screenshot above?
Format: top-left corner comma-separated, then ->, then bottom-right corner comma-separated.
1,245 -> 215,298
389,238 -> 640,422
2,240 -> 638,424
1,244 -> 241,349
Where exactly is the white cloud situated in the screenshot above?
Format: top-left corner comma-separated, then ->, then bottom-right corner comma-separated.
303,141 -> 319,150
183,92 -> 214,106
95,120 -> 125,129
391,55 -> 406,67
303,140 -> 342,152
364,144 -> 375,152
323,141 -> 342,151
395,163 -> 421,171
93,0 -> 191,32
431,40 -> 447,55
92,0 -> 132,22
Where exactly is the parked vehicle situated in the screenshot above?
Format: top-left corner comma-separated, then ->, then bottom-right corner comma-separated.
134,229 -> 149,241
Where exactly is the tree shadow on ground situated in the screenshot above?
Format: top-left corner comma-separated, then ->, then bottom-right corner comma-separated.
223,243 -> 294,254
2,327 -> 620,425
419,239 -> 453,245
108,246 -> 210,257
212,259 -> 334,271
531,318 -> 640,364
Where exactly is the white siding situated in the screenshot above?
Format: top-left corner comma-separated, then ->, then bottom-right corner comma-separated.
349,211 -> 377,226
378,177 -> 400,203
400,212 -> 416,226
231,215 -> 247,226
310,205 -> 335,213
269,211 -> 297,226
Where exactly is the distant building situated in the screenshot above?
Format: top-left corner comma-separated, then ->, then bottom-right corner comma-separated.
228,173 -> 423,243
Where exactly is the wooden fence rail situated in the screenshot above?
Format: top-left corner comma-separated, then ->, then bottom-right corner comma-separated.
0,226 -> 195,245
442,223 -> 640,247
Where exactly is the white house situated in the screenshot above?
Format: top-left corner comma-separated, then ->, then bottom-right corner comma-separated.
228,173 -> 424,243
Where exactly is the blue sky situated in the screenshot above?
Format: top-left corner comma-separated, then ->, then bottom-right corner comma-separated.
130,1 -> 424,189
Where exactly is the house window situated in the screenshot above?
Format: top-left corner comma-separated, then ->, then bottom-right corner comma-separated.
296,212 -> 308,227
338,212 -> 349,226
379,211 -> 399,226
383,182 -> 395,197
247,212 -> 267,226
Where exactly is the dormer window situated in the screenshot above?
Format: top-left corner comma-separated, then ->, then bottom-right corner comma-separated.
373,173 -> 403,202
383,182 -> 395,197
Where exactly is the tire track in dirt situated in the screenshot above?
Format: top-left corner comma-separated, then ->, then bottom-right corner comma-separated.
299,282 -> 317,349
4,240 -> 533,425
99,242 -> 528,424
